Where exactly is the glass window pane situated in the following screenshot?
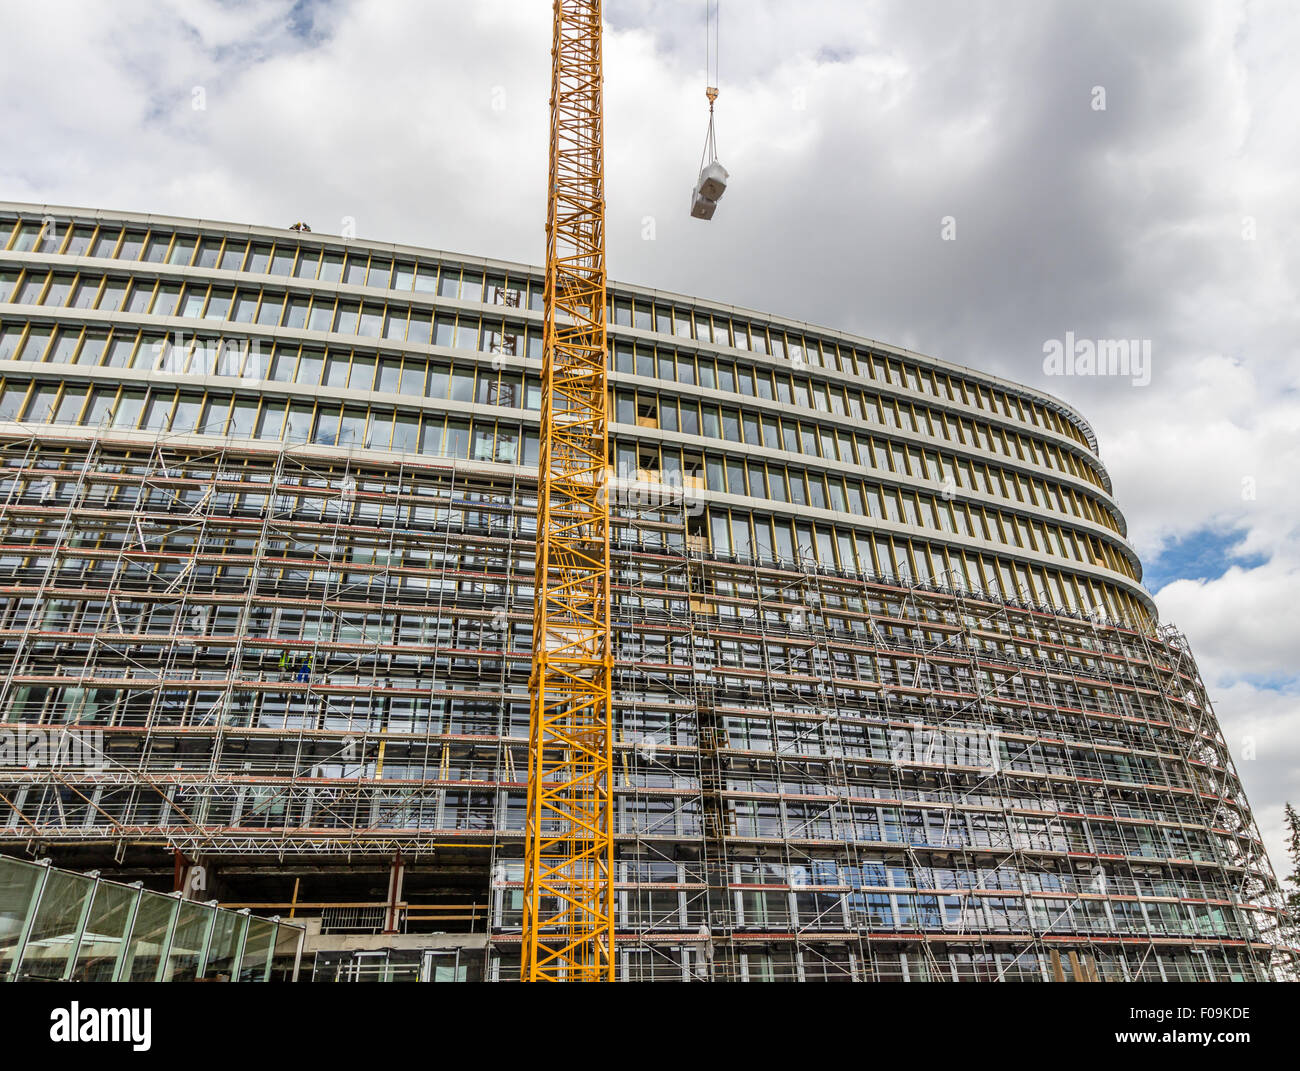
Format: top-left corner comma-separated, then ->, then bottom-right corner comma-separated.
256,401 -> 286,440
348,355 -> 376,391
270,247 -> 295,275
161,900 -> 211,981
203,911 -> 246,980
167,235 -> 196,266
120,893 -> 178,981
195,238 -> 222,268
239,917 -> 275,981
246,244 -> 271,273
112,390 -> 145,428
270,923 -> 302,982
285,404 -> 313,442
313,407 -> 340,445
294,248 -> 320,279
218,240 -> 247,271
0,858 -> 46,978
392,414 -> 419,452
70,881 -> 136,982
319,253 -> 343,282
256,294 -> 284,326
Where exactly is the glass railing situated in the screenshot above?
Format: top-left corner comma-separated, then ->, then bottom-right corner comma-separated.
0,853 -> 302,982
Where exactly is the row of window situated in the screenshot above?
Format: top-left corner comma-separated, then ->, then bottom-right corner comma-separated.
0,432 -> 1147,640
0,380 -> 532,464
2,267 -> 1098,481
0,324 -> 540,405
619,446 -> 1131,578
616,392 -> 1117,533
0,316 -> 1118,535
2,214 -> 1095,452
697,509 -> 1136,609
3,217 -> 536,304
0,306 -> 1113,518
614,355 -> 1104,492
0,371 -> 1134,581
0,271 -> 543,356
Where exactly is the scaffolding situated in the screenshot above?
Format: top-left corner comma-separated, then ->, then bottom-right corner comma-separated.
0,421 -> 1293,982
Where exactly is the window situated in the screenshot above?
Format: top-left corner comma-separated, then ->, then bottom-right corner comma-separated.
697,359 -> 715,390
257,293 -> 284,326
333,302 -> 360,334
323,356 -> 350,388
307,298 -> 333,332
270,247 -> 295,275
449,366 -> 474,402
49,330 -> 79,364
471,424 -> 495,461
77,332 -> 108,367
54,386 -> 87,424
401,361 -> 426,396
63,225 -> 94,257
392,414 -> 420,452
229,400 -> 258,438
283,297 -> 308,330
348,356 -> 375,391
100,335 -> 134,369
285,404 -> 313,442
167,235 -> 196,266
231,293 -> 257,323
319,253 -> 343,282
141,392 -> 176,431
218,240 -> 246,270
262,407 -> 292,442
246,244 -> 271,273
407,310 -> 432,345
90,230 -> 121,258
179,286 -> 206,318
351,303 -> 379,336
0,326 -> 22,360
384,309 -> 408,340
443,419 -> 470,457
338,408 -> 367,446
296,351 -> 324,386
312,407 -> 341,445
97,279 -> 126,311
124,283 -> 154,314
722,410 -> 743,444
43,274 -> 74,306
18,327 -> 52,361
294,248 -> 320,279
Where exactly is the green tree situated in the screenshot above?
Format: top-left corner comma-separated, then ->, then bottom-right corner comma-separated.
1286,802 -> 1300,914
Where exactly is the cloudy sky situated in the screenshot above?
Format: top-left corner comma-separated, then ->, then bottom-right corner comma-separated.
2,0 -> 1297,876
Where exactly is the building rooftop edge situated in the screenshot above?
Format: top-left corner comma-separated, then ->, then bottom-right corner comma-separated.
0,199 -> 1102,453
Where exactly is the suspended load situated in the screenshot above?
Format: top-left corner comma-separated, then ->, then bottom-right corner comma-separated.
691,161 -> 729,220
698,161 -> 728,200
692,5 -> 727,220
691,88 -> 727,220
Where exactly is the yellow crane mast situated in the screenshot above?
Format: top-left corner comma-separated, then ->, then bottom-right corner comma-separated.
522,0 -> 615,982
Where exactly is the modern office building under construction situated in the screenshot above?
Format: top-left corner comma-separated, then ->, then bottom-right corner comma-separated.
0,202 -> 1291,982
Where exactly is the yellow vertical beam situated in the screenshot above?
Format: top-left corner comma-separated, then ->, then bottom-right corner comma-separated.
522,0 -> 614,982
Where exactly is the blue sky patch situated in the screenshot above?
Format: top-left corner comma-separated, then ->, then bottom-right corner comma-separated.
1143,527 -> 1268,592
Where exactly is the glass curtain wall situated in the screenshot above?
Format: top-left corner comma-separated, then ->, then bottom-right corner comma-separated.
0,854 -> 301,982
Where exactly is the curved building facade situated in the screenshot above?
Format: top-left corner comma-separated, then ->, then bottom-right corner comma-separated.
0,202 -> 1289,982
